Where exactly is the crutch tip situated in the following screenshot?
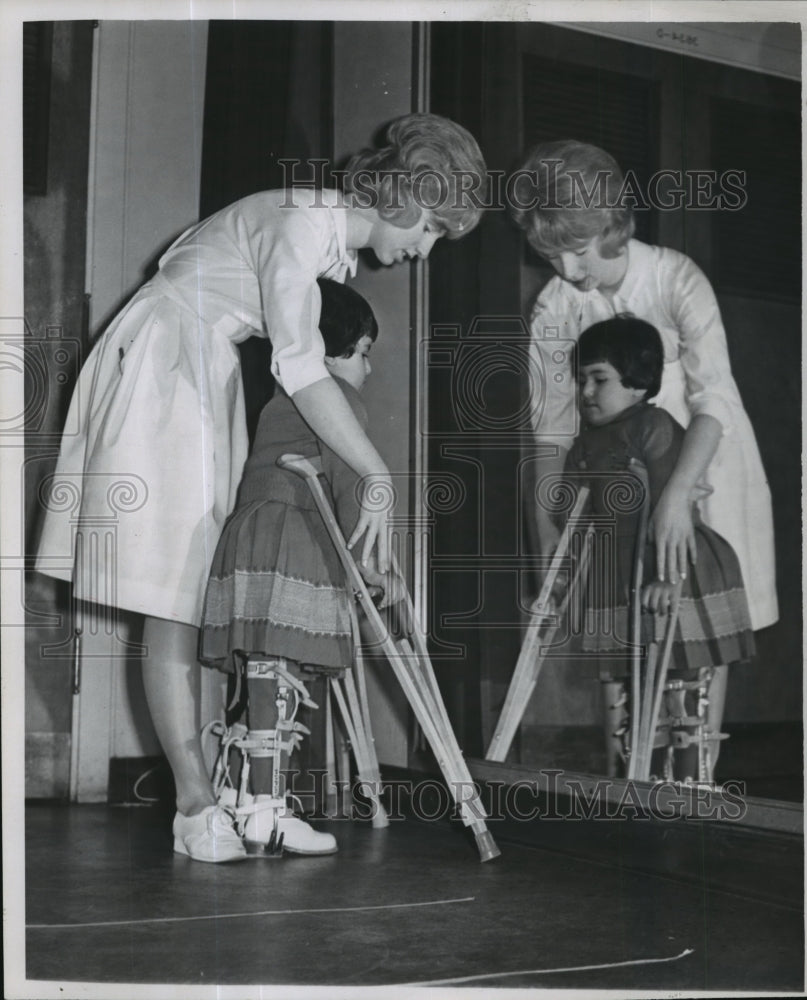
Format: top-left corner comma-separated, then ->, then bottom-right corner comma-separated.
475,830 -> 501,862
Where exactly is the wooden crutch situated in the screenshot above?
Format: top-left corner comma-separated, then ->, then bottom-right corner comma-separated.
485,485 -> 592,763
327,599 -> 389,828
278,453 -> 500,862
390,551 -> 493,828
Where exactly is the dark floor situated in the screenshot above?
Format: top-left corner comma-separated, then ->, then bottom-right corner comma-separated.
514,721 -> 804,802
21,801 -> 805,993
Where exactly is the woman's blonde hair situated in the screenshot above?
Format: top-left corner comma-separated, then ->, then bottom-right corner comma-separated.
344,113 -> 487,238
510,140 -> 635,258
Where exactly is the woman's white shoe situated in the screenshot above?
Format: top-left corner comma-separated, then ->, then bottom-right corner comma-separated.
172,804 -> 247,862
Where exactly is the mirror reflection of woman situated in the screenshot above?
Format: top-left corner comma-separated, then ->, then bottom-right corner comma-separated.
511,140 -> 777,636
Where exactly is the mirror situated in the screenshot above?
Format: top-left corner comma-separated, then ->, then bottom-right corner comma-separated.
423,21 -> 802,810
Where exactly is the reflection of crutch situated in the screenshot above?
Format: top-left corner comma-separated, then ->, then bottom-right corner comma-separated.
486,485 -> 593,763
626,460 -> 651,774
627,579 -> 683,781
278,453 -> 500,862
622,459 -> 688,781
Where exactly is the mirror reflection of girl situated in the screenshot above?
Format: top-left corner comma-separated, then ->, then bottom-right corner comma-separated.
511,140 -> 777,640
36,113 -> 486,862
565,317 -> 756,782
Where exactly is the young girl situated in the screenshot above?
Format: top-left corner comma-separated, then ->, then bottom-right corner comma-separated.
565,317 -> 756,782
199,278 -> 394,856
36,113 -> 487,862
511,140 -> 777,637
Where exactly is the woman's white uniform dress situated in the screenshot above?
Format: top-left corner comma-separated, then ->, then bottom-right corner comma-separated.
36,189 -> 357,627
529,238 -> 777,631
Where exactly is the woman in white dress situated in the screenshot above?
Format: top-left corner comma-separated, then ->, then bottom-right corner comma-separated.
511,139 -> 777,631
37,113 -> 487,861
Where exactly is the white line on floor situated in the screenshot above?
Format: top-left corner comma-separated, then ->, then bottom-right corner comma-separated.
27,895 -> 476,930
400,947 -> 696,986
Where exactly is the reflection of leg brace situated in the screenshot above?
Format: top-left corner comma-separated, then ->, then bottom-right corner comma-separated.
601,680 -> 629,777
205,657 -> 337,856
660,667 -> 729,785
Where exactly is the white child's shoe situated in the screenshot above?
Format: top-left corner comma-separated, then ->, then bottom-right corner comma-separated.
246,795 -> 338,856
173,804 -> 247,863
219,788 -> 337,856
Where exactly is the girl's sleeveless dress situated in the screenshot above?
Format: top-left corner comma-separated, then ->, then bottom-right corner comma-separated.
199,380 -> 366,673
530,239 -> 777,631
564,401 -> 756,677
35,189 -> 356,627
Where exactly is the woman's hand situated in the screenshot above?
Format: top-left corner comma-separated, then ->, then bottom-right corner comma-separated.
647,412 -> 721,584
348,473 -> 395,573
292,378 -> 394,569
647,483 -> 696,584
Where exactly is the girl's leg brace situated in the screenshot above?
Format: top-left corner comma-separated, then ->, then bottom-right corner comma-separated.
206,656 -> 337,855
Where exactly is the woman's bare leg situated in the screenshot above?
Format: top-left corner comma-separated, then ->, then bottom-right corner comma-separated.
141,615 -> 216,816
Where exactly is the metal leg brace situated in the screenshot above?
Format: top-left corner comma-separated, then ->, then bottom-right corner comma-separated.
203,657 -> 324,856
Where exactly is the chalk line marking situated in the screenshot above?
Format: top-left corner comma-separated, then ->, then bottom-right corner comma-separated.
400,947 -> 695,986
28,895 -> 475,931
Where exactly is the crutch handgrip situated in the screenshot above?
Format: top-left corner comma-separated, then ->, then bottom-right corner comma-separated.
277,453 -> 322,480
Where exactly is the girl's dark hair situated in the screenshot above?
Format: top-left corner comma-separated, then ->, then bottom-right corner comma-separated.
318,278 -> 378,358
576,315 -> 664,399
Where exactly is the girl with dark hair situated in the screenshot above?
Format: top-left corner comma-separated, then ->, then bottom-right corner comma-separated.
198,279 -> 396,856
565,316 -> 755,782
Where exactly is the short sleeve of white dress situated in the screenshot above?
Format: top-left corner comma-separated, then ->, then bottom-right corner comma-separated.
238,194 -> 348,396
528,277 -> 586,450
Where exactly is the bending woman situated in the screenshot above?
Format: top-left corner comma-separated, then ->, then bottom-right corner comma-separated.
37,113 -> 487,861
